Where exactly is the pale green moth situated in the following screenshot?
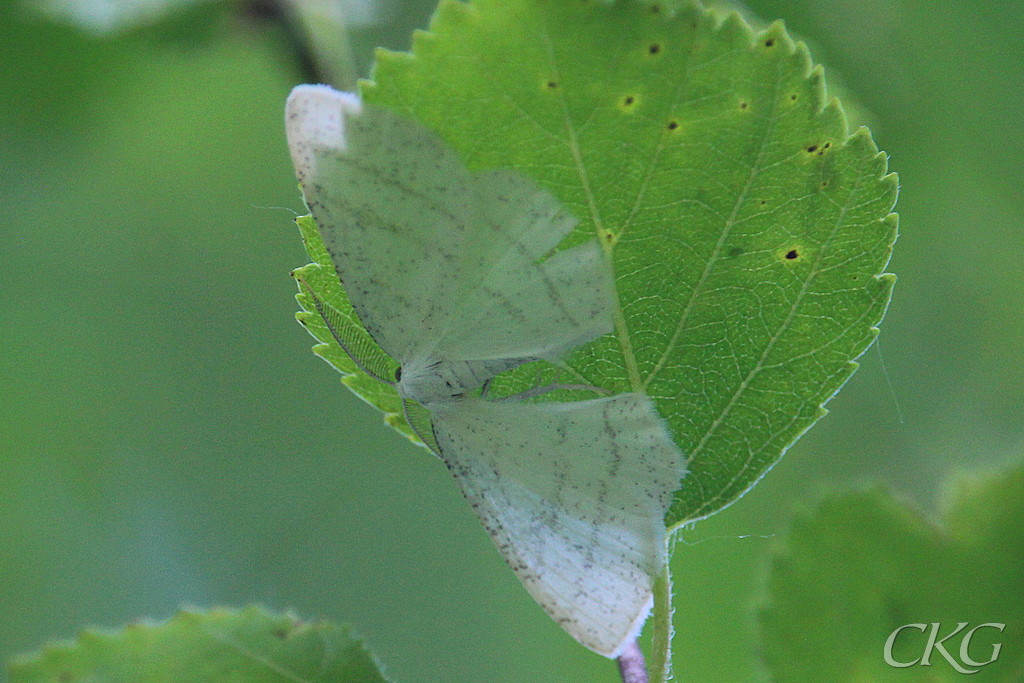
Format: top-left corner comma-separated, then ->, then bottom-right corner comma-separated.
286,84 -> 685,657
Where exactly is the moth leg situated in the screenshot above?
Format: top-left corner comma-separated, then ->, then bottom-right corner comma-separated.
502,383 -> 611,402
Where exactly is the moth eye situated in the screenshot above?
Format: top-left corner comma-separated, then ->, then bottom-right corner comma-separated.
394,367 -> 402,381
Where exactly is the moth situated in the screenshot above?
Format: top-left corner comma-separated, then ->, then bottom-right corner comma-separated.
286,85 -> 683,657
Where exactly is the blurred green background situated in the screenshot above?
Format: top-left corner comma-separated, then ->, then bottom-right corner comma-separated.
1,1 -> 1021,681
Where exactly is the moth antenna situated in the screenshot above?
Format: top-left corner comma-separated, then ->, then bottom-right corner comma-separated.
402,398 -> 442,456
295,275 -> 395,386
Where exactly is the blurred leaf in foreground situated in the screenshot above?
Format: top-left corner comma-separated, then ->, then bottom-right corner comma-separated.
9,607 -> 388,683
760,462 -> 1024,681
295,0 -> 898,527
29,0 -> 213,33
29,0 -> 381,35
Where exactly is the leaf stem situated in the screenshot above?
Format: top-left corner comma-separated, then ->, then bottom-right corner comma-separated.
281,0 -> 359,90
245,0 -> 359,89
617,640 -> 648,683
648,561 -> 674,683
242,0 -> 326,84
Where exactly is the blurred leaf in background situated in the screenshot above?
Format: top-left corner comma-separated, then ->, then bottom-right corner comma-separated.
2,0 -> 1023,682
760,460 -> 1024,681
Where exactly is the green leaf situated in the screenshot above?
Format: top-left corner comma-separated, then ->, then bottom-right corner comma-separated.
759,463 -> 1024,682
8,607 -> 389,683
294,0 -> 897,526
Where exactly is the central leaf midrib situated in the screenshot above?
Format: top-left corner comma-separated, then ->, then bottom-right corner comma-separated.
539,21 -> 644,393
204,625 -> 313,683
